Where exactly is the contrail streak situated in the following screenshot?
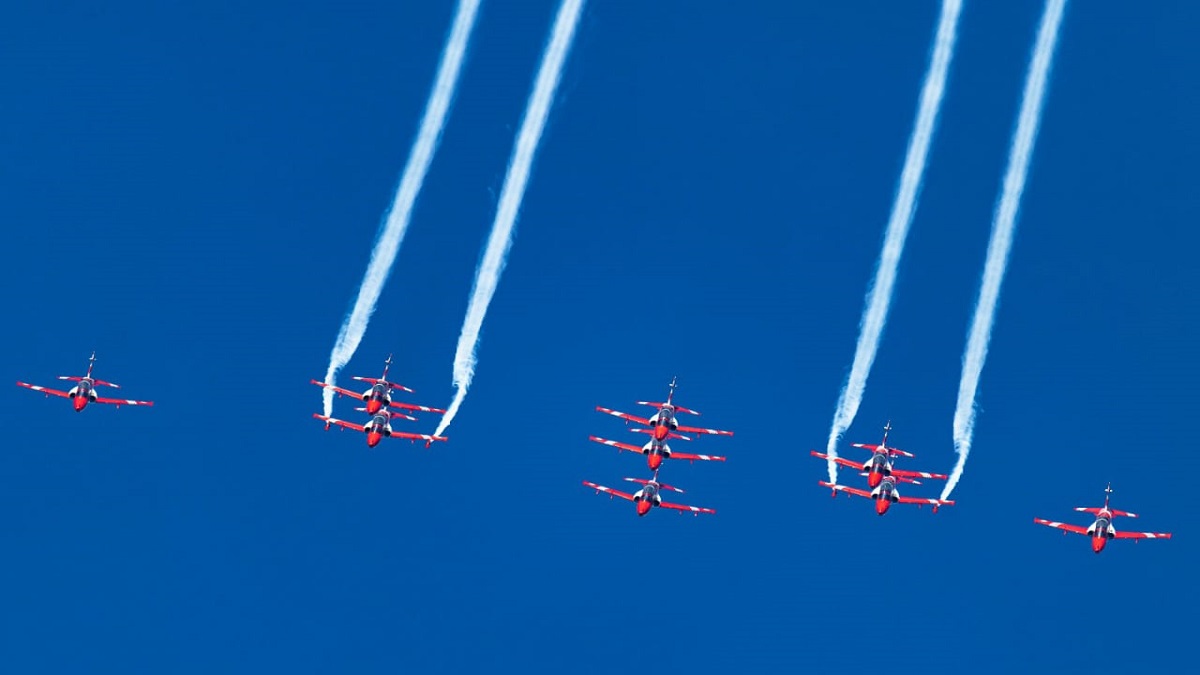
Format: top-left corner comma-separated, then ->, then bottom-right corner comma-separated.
321,0 -> 481,417
823,0 -> 962,482
943,0 -> 1068,499
434,0 -> 585,436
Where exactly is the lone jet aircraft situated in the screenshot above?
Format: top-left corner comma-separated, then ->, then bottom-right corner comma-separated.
17,353 -> 153,412
1034,483 -> 1172,553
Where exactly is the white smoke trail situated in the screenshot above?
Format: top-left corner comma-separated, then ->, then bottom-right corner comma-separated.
434,0 -> 585,436
321,0 -> 481,417
942,0 -> 1068,499
823,0 -> 963,482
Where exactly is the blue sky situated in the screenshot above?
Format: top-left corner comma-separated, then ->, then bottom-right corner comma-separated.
1,1 -> 1196,672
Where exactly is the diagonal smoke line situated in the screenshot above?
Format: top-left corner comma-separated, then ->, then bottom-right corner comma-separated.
942,0 -> 1068,500
321,0 -> 482,417
823,0 -> 963,482
434,0 -> 586,436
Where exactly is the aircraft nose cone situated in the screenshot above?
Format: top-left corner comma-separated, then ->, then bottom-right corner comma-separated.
875,499 -> 890,515
868,472 -> 882,488
636,500 -> 652,516
366,400 -> 382,414
654,425 -> 668,441
648,454 -> 663,470
1092,537 -> 1107,553
367,431 -> 382,447
73,396 -> 88,411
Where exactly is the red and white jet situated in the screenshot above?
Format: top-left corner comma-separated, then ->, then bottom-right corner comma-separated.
588,434 -> 726,471
811,422 -> 945,488
583,470 -> 716,517
313,409 -> 447,448
311,355 -> 445,416
819,475 -> 954,515
595,377 -> 733,444
1034,483 -> 1172,554
16,352 -> 153,412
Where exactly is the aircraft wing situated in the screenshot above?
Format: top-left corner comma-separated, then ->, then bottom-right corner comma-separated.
810,450 -> 866,471
583,480 -> 636,502
892,468 -> 948,481
896,496 -> 954,508
819,481 -> 872,500
93,396 -> 154,407
851,442 -> 914,458
1076,506 -> 1139,518
667,451 -> 726,463
588,436 -> 645,454
385,431 -> 448,447
351,376 -> 414,393
674,424 -> 733,437
313,414 -> 366,433
388,400 -> 447,414
310,380 -> 364,400
595,406 -> 652,426
657,500 -> 717,515
1112,530 -> 1172,540
1033,518 -> 1088,536
16,382 -> 71,398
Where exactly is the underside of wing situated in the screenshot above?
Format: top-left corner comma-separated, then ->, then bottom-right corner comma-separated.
674,424 -> 733,437
892,468 -> 948,481
310,380 -> 364,400
389,400 -> 447,414
93,396 -> 153,407
350,377 -> 414,394
811,451 -> 865,471
896,496 -> 953,507
582,481 -> 635,502
16,382 -> 70,398
313,414 -> 365,433
1034,518 -> 1088,536
595,406 -> 651,426
588,436 -> 644,454
1112,530 -> 1172,540
667,451 -> 726,462
657,500 -> 716,515
386,431 -> 448,445
851,442 -> 914,458
819,481 -> 871,500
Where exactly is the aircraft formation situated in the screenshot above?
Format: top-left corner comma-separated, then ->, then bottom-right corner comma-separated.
15,358 -> 1174,553
812,422 -> 954,515
309,355 -> 448,448
584,377 -> 731,517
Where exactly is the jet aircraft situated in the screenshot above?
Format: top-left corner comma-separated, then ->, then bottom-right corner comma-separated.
811,423 -> 945,488
595,377 -> 733,444
313,409 -> 447,448
16,352 -> 153,412
588,434 -> 725,471
1034,483 -> 1172,553
311,355 -> 445,416
819,475 -> 954,515
583,471 -> 715,517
